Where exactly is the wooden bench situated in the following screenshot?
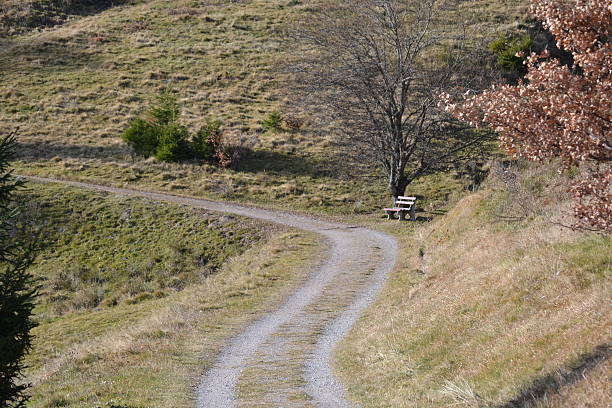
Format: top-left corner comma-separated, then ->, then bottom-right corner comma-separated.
384,196 -> 417,221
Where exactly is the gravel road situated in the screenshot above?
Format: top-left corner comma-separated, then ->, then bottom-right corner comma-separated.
26,176 -> 397,408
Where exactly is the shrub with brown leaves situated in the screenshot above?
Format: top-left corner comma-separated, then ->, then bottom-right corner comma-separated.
442,0 -> 611,232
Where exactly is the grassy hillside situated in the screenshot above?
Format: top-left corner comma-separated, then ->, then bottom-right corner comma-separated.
3,1 -> 609,407
2,0 -> 529,215
23,182 -> 264,320
338,162 -> 611,407
20,181 -> 323,407
0,0 -> 133,36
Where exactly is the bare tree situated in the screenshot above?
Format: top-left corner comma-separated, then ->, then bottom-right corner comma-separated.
290,0 -> 495,200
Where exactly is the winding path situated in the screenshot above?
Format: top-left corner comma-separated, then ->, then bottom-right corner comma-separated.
26,176 -> 397,408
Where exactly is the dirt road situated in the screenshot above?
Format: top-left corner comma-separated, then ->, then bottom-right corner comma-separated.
26,176 -> 397,408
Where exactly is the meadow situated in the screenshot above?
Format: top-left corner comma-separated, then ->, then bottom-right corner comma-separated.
2,0 -> 529,215
338,163 -> 611,407
21,181 -> 323,407
1,0 -> 609,406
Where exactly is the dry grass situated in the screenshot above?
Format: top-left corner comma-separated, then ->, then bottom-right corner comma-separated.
0,0 -> 134,36
21,183 -> 325,407
3,0 -> 532,216
337,163 -> 611,407
0,0 -> 297,146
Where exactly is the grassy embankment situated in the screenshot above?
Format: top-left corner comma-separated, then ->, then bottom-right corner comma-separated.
21,181 -> 323,407
338,163 -> 611,407
2,0 -> 529,215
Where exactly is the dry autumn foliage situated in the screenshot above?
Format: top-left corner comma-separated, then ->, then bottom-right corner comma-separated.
441,0 -> 611,232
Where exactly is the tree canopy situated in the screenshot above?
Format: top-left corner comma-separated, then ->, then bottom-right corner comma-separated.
290,0 -> 495,199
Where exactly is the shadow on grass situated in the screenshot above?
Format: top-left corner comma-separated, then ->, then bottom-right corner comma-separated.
1,0 -> 132,38
497,344 -> 611,408
16,141 -> 130,161
16,142 -> 339,178
234,149 -> 336,178
0,37 -> 103,73
416,215 -> 433,222
56,0 -> 132,16
16,141 -> 344,181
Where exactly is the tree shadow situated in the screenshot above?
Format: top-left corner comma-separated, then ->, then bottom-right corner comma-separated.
416,215 -> 433,222
0,35 -> 102,74
1,0 -> 132,37
15,141 -> 130,161
15,142 -> 338,180
234,149 -> 336,178
496,344 -> 610,408
57,0 -> 132,17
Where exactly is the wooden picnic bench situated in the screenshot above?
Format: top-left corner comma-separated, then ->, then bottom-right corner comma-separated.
384,196 -> 417,221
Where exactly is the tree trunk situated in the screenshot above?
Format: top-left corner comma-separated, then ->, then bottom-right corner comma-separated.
389,178 -> 409,203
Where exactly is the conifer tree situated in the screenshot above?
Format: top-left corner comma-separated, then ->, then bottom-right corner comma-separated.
0,133 -> 38,408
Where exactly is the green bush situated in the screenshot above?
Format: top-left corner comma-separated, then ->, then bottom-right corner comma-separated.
121,92 -> 225,164
489,34 -> 533,76
262,110 -> 283,132
121,118 -> 158,157
154,123 -> 190,162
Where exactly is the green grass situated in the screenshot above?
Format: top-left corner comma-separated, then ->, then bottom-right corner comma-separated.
22,181 -> 264,321
19,181 -> 325,407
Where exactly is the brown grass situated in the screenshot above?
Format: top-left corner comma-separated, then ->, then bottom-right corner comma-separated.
337,163 -> 611,407
25,208 -> 325,407
3,0 -> 533,216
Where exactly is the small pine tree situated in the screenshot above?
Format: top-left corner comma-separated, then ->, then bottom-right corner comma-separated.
489,34 -> 533,76
154,123 -> 190,162
149,91 -> 180,126
0,133 -> 38,408
262,111 -> 283,132
121,91 -> 183,161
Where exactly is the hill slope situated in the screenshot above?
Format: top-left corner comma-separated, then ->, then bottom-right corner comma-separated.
20,181 -> 322,407
3,0 -> 529,215
338,162 -> 611,407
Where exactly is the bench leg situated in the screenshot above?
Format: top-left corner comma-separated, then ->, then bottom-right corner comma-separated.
398,211 -> 406,221
410,206 -> 416,221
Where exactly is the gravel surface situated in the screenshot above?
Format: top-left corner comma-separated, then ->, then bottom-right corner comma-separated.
26,176 -> 397,408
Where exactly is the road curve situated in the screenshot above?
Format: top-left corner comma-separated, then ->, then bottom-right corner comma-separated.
25,176 -> 397,408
